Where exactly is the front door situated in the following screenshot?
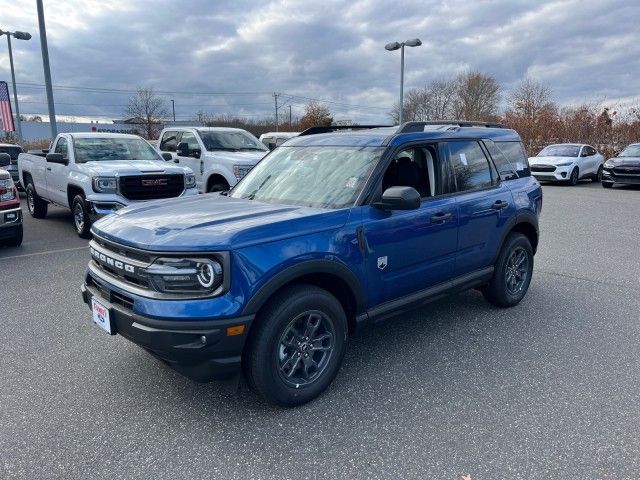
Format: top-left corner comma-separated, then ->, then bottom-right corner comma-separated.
361,144 -> 459,307
175,131 -> 204,190
46,137 -> 70,206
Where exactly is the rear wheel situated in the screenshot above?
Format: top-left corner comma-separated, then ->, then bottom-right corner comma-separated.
72,194 -> 92,238
482,233 -> 534,308
243,284 -> 348,407
593,165 -> 603,182
602,181 -> 613,189
25,181 -> 48,218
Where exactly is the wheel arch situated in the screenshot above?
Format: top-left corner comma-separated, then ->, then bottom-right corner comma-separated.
205,172 -> 231,192
67,184 -> 86,208
242,260 -> 366,335
494,213 -> 539,263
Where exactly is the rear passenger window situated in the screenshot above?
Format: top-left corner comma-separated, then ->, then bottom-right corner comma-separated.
442,141 -> 494,192
484,140 -> 518,181
159,131 -> 179,152
496,141 -> 530,178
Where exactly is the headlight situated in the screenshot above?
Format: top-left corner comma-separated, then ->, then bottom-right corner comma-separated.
0,178 -> 16,201
142,257 -> 223,294
92,176 -> 117,193
556,161 -> 573,167
604,161 -> 615,169
233,165 -> 253,181
185,173 -> 196,189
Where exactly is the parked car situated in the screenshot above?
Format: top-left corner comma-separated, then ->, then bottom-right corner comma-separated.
0,142 -> 24,190
19,133 -> 197,238
81,121 -> 542,406
157,127 -> 268,193
602,143 -> 640,188
258,131 -> 299,150
0,154 -> 23,246
528,143 -> 604,186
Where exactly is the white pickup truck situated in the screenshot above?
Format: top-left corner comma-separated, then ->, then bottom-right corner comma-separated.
156,127 -> 268,193
19,132 -> 197,237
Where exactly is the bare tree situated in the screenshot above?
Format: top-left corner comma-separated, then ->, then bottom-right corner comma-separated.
507,78 -> 555,120
390,78 -> 457,124
125,87 -> 167,139
453,71 -> 501,120
299,101 -> 333,130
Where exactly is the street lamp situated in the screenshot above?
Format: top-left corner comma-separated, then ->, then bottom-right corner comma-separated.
385,38 -> 422,125
0,29 -> 32,143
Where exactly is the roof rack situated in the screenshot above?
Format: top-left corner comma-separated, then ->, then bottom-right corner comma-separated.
298,125 -> 392,136
397,120 -> 504,133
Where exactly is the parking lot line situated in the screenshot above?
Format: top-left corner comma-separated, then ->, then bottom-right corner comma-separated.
0,245 -> 88,261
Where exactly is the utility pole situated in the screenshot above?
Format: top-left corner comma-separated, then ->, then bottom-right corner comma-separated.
273,93 -> 279,132
289,105 -> 292,129
36,0 -> 57,137
171,99 -> 175,121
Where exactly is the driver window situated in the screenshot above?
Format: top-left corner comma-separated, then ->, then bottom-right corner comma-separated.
381,145 -> 439,198
54,138 -> 68,160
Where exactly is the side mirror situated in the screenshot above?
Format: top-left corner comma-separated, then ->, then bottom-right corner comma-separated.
268,142 -> 276,151
46,153 -> 67,164
176,142 -> 189,157
0,153 -> 10,167
161,152 -> 173,161
374,186 -> 421,210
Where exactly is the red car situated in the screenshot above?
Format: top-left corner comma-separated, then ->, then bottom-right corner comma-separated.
0,153 -> 22,247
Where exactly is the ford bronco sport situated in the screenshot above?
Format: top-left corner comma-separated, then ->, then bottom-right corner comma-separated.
81,121 -> 542,406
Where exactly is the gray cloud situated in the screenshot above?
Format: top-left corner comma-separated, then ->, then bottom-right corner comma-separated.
0,0 -> 638,123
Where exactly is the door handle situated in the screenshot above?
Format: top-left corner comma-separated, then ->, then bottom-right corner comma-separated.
431,212 -> 452,223
46,167 -> 52,171
173,159 -> 179,163
491,200 -> 509,210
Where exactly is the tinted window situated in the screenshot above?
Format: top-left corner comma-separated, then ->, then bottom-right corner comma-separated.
497,141 -> 531,178
54,138 -> 68,159
198,129 -> 267,152
160,131 -> 179,152
484,140 -> 518,181
443,141 -> 494,192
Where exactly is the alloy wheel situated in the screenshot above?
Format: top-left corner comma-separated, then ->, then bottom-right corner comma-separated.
74,202 -> 85,233
505,246 -> 529,295
27,188 -> 34,214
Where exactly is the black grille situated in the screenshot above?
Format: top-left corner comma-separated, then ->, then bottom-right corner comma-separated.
119,174 -> 184,201
531,165 -> 556,172
87,275 -> 134,310
93,236 -> 151,263
613,166 -> 640,175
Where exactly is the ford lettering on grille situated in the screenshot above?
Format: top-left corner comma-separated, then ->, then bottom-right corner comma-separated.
90,246 -> 136,274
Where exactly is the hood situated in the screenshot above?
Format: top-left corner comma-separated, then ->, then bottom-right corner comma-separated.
528,156 -> 577,165
606,156 -> 640,167
81,160 -> 187,176
92,194 -> 349,251
202,150 -> 267,165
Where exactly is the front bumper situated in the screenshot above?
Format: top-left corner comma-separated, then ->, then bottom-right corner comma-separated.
0,206 -> 22,228
531,166 -> 572,182
86,187 -> 199,220
81,278 -> 254,382
602,169 -> 640,185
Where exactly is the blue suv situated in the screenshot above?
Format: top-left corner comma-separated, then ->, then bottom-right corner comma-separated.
81,121 -> 542,406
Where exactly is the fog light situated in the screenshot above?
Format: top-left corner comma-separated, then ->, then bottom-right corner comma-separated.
561,172 -> 567,178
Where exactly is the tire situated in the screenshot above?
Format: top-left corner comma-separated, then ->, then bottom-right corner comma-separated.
593,165 -> 603,182
482,233 -> 534,308
243,284 -> 348,407
567,167 -> 579,186
72,194 -> 92,238
207,181 -> 229,193
25,181 -> 48,218
602,182 -> 613,189
4,224 -> 23,247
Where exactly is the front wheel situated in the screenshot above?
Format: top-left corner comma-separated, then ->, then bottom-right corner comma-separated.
243,284 -> 348,407
207,181 -> 229,193
4,224 -> 23,247
593,165 -> 603,182
482,233 -> 534,308
72,194 -> 92,238
567,167 -> 579,186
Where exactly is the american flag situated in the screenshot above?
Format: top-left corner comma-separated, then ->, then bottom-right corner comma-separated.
0,81 -> 15,132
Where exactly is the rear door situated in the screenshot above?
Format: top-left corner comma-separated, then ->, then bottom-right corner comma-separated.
440,140 -> 516,275
46,136 -> 70,206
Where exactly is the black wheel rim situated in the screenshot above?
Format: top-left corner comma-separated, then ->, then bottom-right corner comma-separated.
276,310 -> 335,387
597,167 -> 603,181
27,188 -> 34,213
74,202 -> 85,232
571,169 -> 578,184
505,247 -> 529,295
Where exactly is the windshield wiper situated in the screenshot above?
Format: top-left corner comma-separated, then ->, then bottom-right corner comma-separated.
207,147 -> 239,152
240,147 -> 267,151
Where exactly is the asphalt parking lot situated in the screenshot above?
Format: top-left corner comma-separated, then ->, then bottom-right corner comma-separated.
1,181 -> 639,479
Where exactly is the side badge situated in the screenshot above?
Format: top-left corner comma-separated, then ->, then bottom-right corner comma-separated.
377,256 -> 388,270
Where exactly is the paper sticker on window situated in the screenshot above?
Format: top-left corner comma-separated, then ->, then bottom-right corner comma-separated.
459,153 -> 468,166
345,177 -> 358,188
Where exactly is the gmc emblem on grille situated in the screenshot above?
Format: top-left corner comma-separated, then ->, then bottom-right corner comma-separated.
141,178 -> 168,186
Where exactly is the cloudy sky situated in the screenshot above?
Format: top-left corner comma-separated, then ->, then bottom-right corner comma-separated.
0,0 -> 638,124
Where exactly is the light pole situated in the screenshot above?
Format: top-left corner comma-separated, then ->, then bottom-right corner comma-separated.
0,29 -> 31,143
385,38 -> 422,125
36,0 -> 57,137
171,99 -> 175,121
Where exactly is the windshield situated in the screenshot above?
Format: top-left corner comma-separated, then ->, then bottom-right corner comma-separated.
0,146 -> 23,160
619,145 -> 640,157
230,146 -> 384,209
74,138 -> 161,163
537,145 -> 580,157
198,130 -> 267,152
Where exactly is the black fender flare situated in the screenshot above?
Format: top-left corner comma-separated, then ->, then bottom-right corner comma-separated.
492,211 -> 539,263
241,259 -> 365,316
